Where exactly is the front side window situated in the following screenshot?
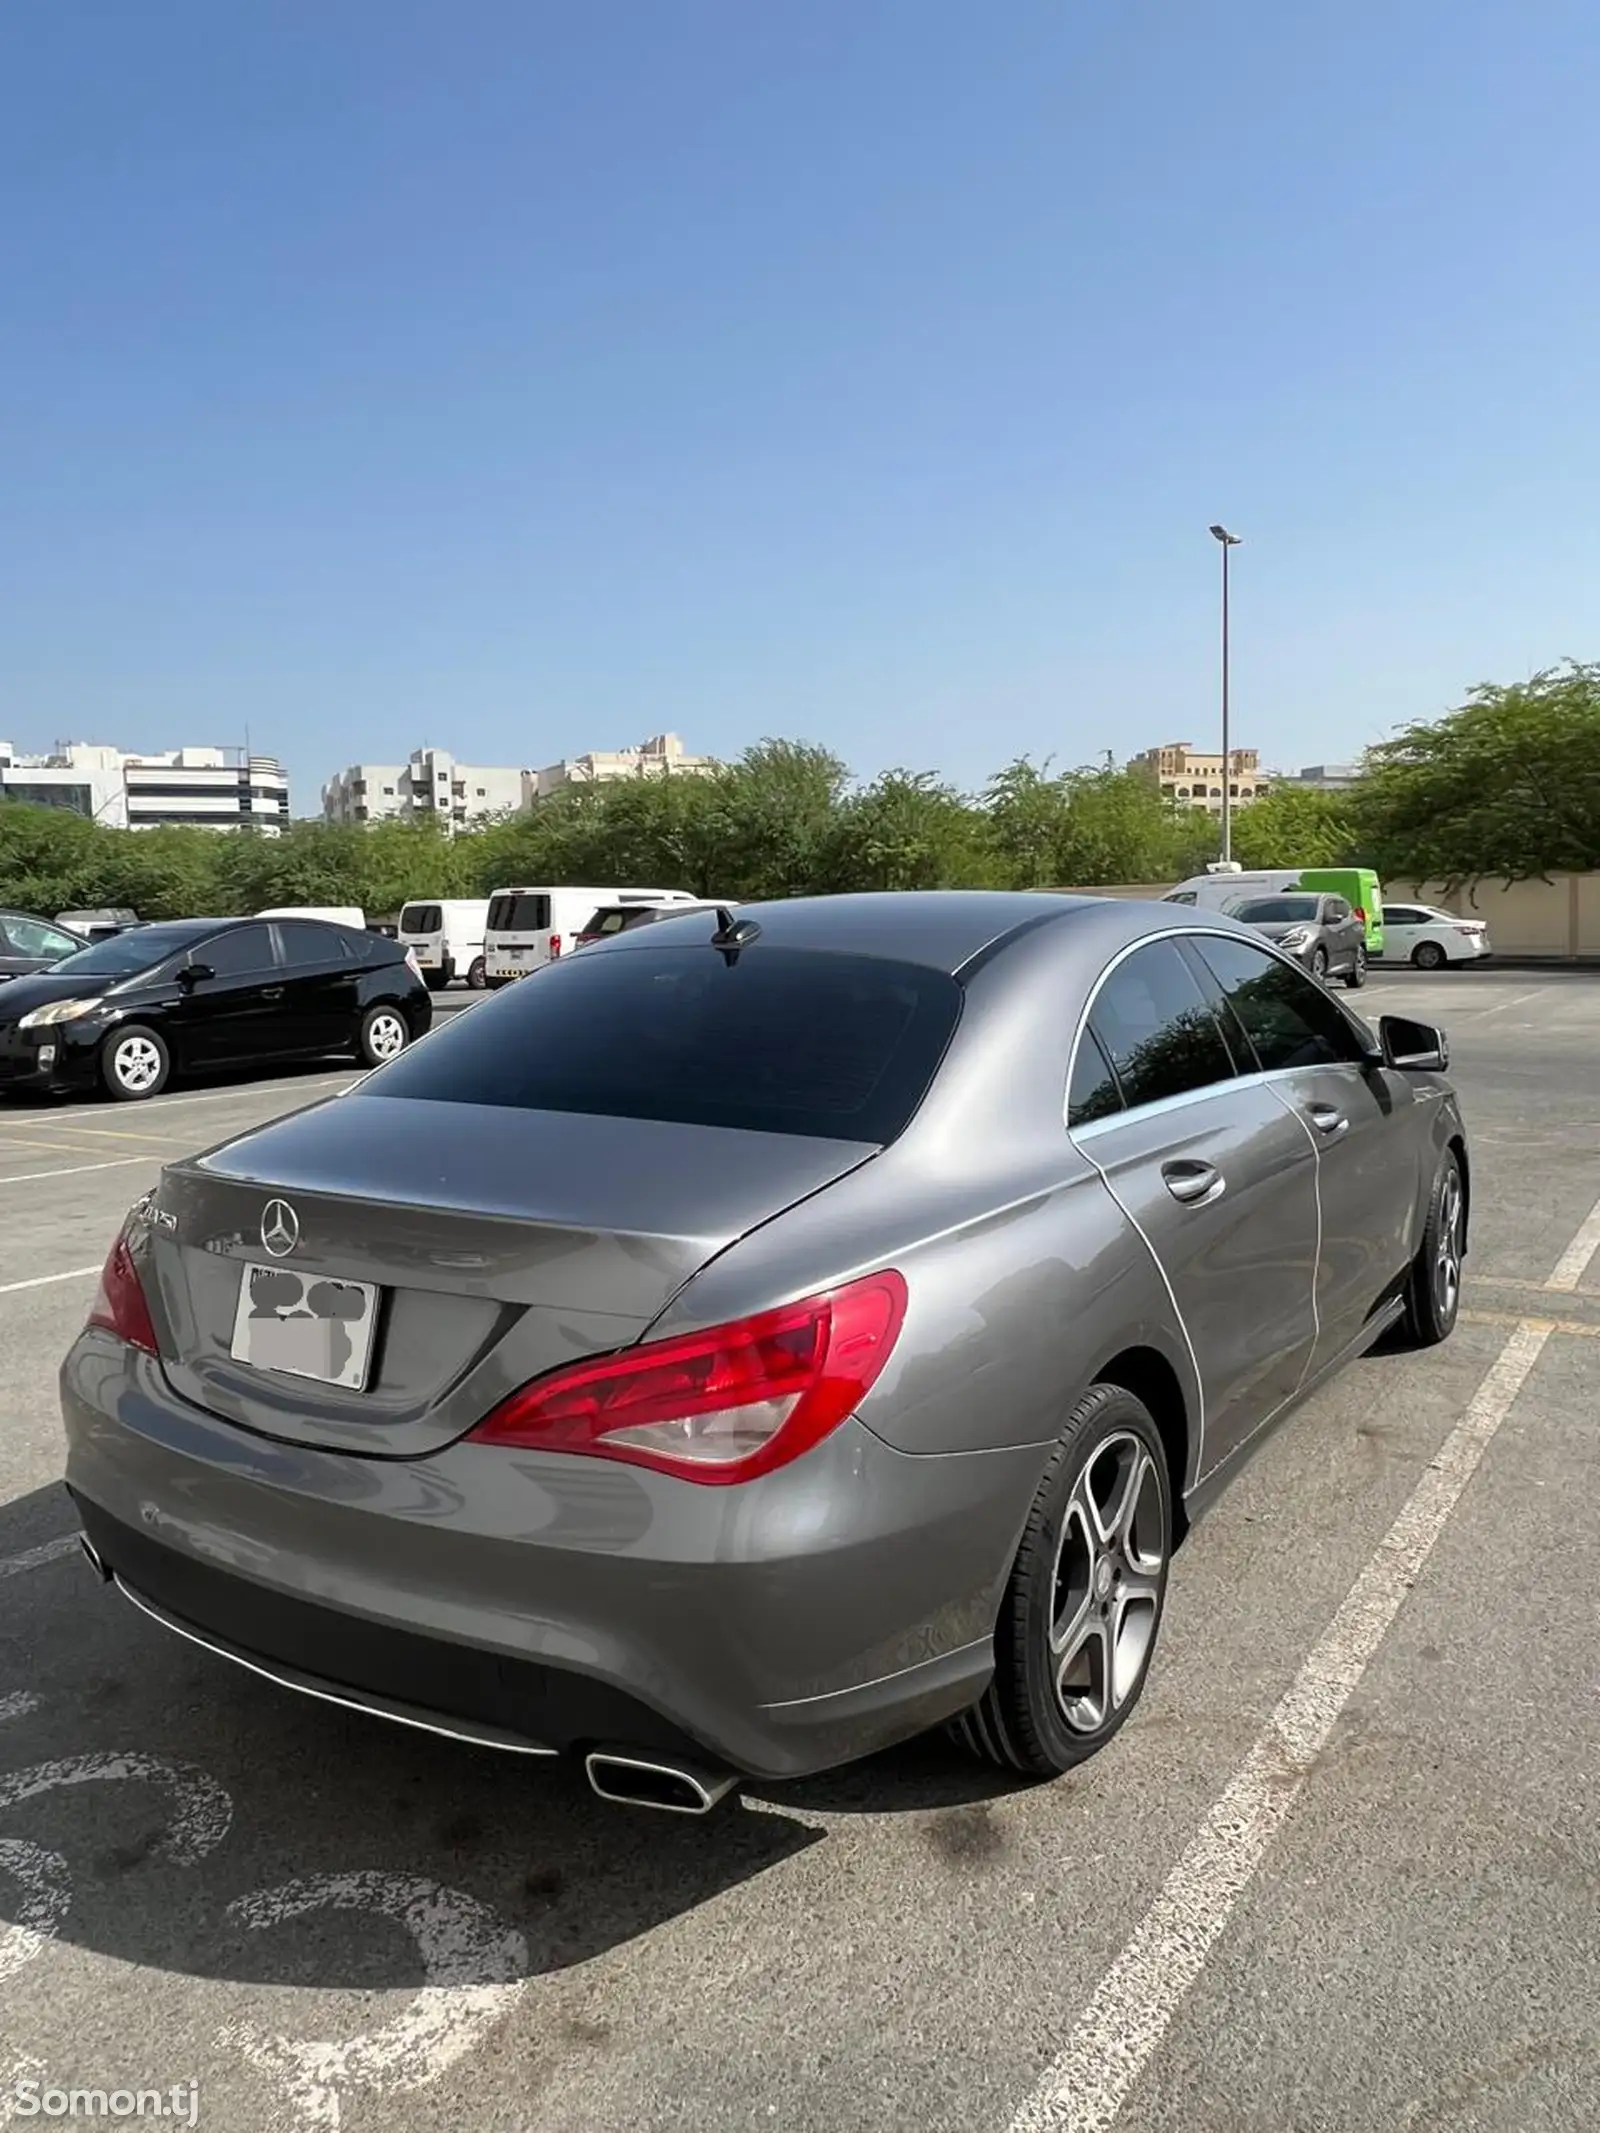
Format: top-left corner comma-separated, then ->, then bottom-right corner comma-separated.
198,925 -> 277,980
1192,934 -> 1369,1072
1085,940 -> 1237,1113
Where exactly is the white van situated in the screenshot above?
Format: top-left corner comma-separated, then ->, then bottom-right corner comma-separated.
1160,869 -> 1305,915
397,897 -> 492,992
257,904 -> 367,930
483,886 -> 697,985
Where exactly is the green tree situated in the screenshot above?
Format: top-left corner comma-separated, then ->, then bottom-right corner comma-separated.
1356,661 -> 1600,884
820,769 -> 992,892
1228,784 -> 1360,870
1053,764 -> 1200,886
981,758 -> 1073,888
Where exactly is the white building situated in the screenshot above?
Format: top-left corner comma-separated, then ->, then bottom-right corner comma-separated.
1283,762 -> 1361,791
524,732 -> 717,803
0,742 -> 289,831
322,747 -> 524,833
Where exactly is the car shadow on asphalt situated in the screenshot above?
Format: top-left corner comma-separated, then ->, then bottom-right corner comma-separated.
0,1483 -> 1017,2001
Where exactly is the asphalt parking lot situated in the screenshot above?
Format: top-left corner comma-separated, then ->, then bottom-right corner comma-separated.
0,967 -> 1596,2133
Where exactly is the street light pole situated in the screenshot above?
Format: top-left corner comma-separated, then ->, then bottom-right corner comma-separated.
1209,525 -> 1242,866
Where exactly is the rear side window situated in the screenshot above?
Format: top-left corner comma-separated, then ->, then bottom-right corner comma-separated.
276,922 -> 346,969
488,893 -> 552,932
367,945 -> 962,1144
1085,940 -> 1236,1114
1192,934 -> 1369,1072
1162,891 -> 1197,906
1068,1027 -> 1124,1128
401,904 -> 442,933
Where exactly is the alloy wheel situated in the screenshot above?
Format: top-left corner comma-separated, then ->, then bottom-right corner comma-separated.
1048,1432 -> 1166,1733
1435,1168 -> 1463,1320
113,1036 -> 163,1094
367,1012 -> 407,1062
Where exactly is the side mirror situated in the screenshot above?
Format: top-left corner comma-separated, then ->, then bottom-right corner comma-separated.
178,962 -> 215,989
1379,1013 -> 1449,1072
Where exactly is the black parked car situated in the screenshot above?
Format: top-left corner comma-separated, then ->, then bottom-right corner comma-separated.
0,917 -> 431,1102
0,910 -> 89,981
1228,892 -> 1367,989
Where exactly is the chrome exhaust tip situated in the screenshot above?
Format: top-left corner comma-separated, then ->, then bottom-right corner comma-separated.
583,1749 -> 738,1816
78,1533 -> 110,1580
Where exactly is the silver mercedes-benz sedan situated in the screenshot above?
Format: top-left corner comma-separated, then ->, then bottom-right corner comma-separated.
61,892 -> 1468,1812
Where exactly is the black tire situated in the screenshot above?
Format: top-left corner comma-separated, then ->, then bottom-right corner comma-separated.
100,1024 -> 170,1102
357,1003 -> 412,1069
1400,1150 -> 1464,1347
1412,940 -> 1447,971
485,976 -> 511,993
467,956 -> 487,990
1309,946 -> 1330,982
954,1384 -> 1172,1778
423,970 -> 450,993
1342,945 -> 1368,989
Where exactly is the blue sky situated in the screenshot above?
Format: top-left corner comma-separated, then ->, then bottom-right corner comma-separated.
3,0 -> 1598,813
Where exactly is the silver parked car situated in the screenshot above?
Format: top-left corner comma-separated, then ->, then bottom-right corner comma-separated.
61,893 -> 1468,1812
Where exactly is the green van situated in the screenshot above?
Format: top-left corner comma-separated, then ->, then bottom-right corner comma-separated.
1298,868 -> 1385,956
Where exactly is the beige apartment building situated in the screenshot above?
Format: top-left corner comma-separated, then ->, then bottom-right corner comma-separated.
1134,742 -> 1270,813
523,731 -> 718,803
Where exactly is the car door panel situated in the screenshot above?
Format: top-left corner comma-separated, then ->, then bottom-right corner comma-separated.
1188,929 -> 1423,1378
1071,936 -> 1321,1480
1079,1089 -> 1320,1477
1270,1065 -> 1424,1366
271,922 -> 362,1054
173,925 -> 285,1068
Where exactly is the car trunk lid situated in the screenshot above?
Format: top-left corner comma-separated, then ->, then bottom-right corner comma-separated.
143,1093 -> 876,1457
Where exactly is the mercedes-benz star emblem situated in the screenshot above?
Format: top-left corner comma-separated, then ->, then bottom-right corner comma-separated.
260,1200 -> 300,1258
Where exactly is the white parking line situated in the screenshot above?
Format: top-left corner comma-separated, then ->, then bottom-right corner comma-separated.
0,1536 -> 79,1582
1473,986 -> 1545,1018
1006,1317 -> 1550,2133
1545,1193 -> 1600,1292
0,1266 -> 101,1296
0,1074 -> 355,1131
0,1156 -> 155,1186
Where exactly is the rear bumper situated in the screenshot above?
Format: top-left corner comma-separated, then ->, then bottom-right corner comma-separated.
60,1334 -> 1040,1779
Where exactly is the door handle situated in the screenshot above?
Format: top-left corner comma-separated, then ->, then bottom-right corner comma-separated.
262,986 -> 285,1001
1306,1103 -> 1348,1137
1161,1159 -> 1225,1206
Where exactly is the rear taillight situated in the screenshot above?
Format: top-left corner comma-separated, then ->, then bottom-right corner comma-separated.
1352,906 -> 1366,925
549,934 -> 562,959
467,1270 -> 908,1484
86,1222 -> 158,1354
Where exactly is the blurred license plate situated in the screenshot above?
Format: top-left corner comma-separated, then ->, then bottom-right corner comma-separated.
229,1262 -> 379,1391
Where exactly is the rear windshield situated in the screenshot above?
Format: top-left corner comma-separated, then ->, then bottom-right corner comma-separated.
367,945 -> 962,1143
1230,896 -> 1319,923
582,906 -> 654,936
488,893 -> 551,932
400,903 -> 442,933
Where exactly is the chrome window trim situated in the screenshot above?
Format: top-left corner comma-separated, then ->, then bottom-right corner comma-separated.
1062,923 -> 1373,1139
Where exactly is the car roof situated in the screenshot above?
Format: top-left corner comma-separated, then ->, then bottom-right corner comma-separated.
595,889 -> 1194,975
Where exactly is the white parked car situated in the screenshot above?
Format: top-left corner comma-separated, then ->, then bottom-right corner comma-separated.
1378,902 -> 1492,969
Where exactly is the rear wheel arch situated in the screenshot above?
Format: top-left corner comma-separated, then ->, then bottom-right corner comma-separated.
1092,1345 -> 1192,1546
1448,1132 -> 1471,1249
